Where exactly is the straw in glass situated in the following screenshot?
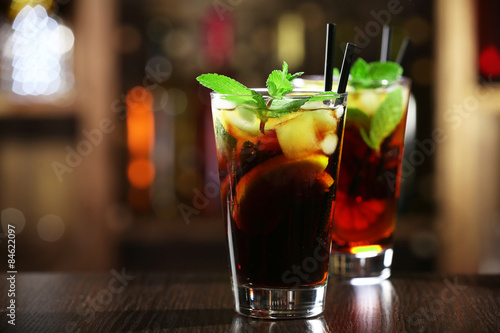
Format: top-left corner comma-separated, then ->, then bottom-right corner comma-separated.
396,37 -> 411,65
323,23 -> 336,92
380,25 -> 392,62
337,43 -> 356,94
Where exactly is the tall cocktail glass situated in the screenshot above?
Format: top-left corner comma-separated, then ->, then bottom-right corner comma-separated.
331,77 -> 411,282
211,90 -> 347,318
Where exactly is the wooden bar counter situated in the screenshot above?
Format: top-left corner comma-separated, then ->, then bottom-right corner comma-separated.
0,272 -> 499,332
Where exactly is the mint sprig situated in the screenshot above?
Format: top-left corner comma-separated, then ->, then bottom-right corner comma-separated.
367,62 -> 403,81
196,62 -> 339,128
347,57 -> 405,151
264,61 -> 306,118
266,61 -> 303,98
350,58 -> 403,88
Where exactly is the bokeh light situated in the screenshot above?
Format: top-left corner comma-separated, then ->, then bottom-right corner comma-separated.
479,45 -> 500,78
1,208 -> 26,234
1,5 -> 74,98
404,16 -> 431,45
277,12 -> 305,69
126,87 -> 156,209
37,214 -> 65,242
127,158 -> 156,189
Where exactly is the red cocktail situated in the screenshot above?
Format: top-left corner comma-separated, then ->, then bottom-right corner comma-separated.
331,77 -> 411,280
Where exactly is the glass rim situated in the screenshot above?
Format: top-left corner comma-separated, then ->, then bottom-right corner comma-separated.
348,76 -> 411,86
294,75 -> 411,86
210,88 -> 348,99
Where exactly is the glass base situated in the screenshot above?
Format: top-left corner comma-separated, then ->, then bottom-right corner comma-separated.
233,282 -> 326,319
330,248 -> 393,283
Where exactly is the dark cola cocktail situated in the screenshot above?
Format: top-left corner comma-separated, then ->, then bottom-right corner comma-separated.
212,91 -> 346,317
198,62 -> 348,318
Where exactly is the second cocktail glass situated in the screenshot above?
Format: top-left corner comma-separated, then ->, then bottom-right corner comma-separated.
295,75 -> 412,282
331,77 -> 411,282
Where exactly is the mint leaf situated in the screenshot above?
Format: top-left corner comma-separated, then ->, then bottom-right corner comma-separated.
367,87 -> 404,151
266,61 -> 303,97
267,99 -> 307,117
349,59 -> 403,89
268,91 -> 342,117
196,73 -> 266,109
333,67 -> 340,77
346,107 -> 370,132
288,71 -> 304,81
367,62 -> 403,81
360,127 -> 375,149
267,70 -> 291,98
307,91 -> 338,102
286,62 -> 304,81
214,117 -> 237,158
197,73 -> 251,95
350,58 -> 369,81
268,91 -> 340,117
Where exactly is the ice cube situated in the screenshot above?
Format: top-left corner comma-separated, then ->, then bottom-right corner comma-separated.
335,105 -> 344,118
275,109 -> 339,159
217,106 -> 262,140
312,109 -> 337,134
320,133 -> 338,155
351,90 -> 385,116
275,112 -> 317,159
301,100 -> 329,110
212,96 -> 237,110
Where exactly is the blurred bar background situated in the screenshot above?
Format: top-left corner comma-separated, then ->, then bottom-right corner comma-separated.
0,0 -> 498,274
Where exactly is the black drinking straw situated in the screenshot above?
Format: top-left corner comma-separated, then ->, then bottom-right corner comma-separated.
323,23 -> 336,91
395,37 -> 411,65
337,43 -> 356,94
380,25 -> 392,62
